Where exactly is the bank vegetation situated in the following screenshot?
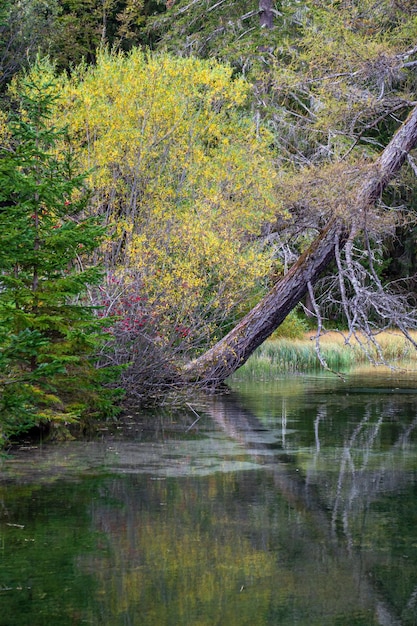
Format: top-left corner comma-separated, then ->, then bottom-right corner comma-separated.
2,1 -> 417,444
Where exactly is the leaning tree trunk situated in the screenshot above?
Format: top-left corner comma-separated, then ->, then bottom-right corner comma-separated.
183,105 -> 417,385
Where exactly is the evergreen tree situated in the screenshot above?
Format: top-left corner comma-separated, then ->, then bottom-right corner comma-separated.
0,77 -> 119,445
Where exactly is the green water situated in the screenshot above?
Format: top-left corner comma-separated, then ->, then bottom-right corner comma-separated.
2,370 -> 417,625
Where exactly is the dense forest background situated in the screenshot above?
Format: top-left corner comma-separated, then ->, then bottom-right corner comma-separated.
1,0 -> 417,443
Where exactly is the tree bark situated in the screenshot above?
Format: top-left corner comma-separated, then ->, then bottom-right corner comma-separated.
259,0 -> 274,29
183,105 -> 417,385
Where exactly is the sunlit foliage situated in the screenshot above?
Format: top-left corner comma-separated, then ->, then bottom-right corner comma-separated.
31,51 -> 285,358
147,0 -> 417,269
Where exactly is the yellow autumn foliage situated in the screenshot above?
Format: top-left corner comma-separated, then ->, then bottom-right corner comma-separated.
0,110 -> 10,145
28,50 -> 285,347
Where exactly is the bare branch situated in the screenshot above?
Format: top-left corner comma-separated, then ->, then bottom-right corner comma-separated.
184,104 -> 417,384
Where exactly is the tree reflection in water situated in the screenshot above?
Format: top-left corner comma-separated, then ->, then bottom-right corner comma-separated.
2,373 -> 417,625
203,381 -> 417,625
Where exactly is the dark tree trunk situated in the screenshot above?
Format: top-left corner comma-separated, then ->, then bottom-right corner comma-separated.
259,0 -> 274,29
183,105 -> 417,385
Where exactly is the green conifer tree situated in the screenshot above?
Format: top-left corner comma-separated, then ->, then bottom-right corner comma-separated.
0,78 -> 120,445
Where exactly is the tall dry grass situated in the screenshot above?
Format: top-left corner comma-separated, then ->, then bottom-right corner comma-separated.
229,330 -> 417,381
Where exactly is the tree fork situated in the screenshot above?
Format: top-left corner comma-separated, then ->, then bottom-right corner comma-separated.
183,105 -> 417,385
259,0 -> 274,29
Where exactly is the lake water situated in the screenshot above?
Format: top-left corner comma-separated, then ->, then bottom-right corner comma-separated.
2,369 -> 417,625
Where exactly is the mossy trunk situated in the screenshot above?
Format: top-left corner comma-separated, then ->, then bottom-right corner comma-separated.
183,105 -> 417,385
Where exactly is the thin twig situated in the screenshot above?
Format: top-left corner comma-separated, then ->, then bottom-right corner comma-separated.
185,403 -> 202,431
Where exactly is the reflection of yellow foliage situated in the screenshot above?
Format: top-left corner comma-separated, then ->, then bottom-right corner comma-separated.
28,51 -> 286,342
88,476 -> 284,626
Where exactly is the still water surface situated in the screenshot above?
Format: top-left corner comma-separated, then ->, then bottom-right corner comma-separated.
2,370 -> 417,625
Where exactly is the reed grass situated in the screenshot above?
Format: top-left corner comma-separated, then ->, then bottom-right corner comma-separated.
230,331 -> 417,381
